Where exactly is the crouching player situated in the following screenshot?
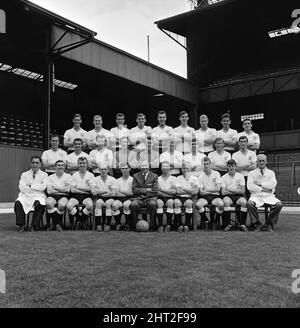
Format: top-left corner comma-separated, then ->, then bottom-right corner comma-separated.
66,157 -> 94,229
196,157 -> 224,230
157,161 -> 178,232
91,163 -> 118,232
112,162 -> 133,231
221,159 -> 248,232
175,163 -> 199,232
46,160 -> 71,231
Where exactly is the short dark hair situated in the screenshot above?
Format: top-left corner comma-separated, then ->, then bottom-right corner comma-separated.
221,113 -> 231,120
239,136 -> 248,142
31,155 -> 41,163
242,118 -> 251,124
136,113 -> 146,119
214,137 -> 225,145
55,160 -> 65,166
77,156 -> 88,163
73,138 -> 83,144
116,113 -> 125,119
179,110 -> 188,118
73,113 -> 82,120
50,134 -> 60,141
203,156 -> 211,163
157,110 -> 167,116
227,159 -> 237,166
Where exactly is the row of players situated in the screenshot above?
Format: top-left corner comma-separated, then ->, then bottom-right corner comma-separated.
61,111 -> 260,153
42,134 -> 258,178
14,154 -> 283,233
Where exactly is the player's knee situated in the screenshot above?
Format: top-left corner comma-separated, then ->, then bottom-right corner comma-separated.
123,200 -> 131,210
157,199 -> 164,208
67,200 -> 77,211
184,199 -> 193,208
57,198 -> 68,210
166,199 -> 174,208
84,200 -> 93,211
149,200 -> 157,208
105,199 -> 114,208
275,202 -> 283,210
223,197 -> 232,207
174,199 -> 182,208
96,199 -> 104,208
238,198 -> 247,208
196,200 -> 206,210
46,198 -> 55,209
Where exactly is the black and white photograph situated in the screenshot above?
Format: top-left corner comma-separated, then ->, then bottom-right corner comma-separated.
0,0 -> 299,314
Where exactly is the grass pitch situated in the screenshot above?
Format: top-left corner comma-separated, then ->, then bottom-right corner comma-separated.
0,213 -> 299,308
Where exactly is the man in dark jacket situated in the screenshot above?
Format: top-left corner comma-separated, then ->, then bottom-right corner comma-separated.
130,161 -> 158,231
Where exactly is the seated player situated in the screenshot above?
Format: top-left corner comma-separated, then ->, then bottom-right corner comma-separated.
129,138 -> 160,175
46,160 -> 71,231
175,163 -> 199,232
66,157 -> 94,229
160,139 -> 183,177
232,136 -> 257,196
63,113 -> 87,152
157,161 -> 178,232
195,114 -> 217,154
221,159 -> 248,232
183,138 -> 205,177
130,113 -> 152,151
91,163 -> 118,232
14,156 -> 48,232
113,136 -> 136,178
42,134 -> 67,174
216,113 -> 238,153
151,110 -> 174,154
238,119 -> 260,152
112,162 -> 134,231
196,157 -> 224,230
66,138 -> 89,174
130,161 -> 158,231
89,134 -> 113,176
86,115 -> 111,151
208,137 -> 232,176
110,113 -> 130,150
247,154 -> 283,232
173,110 -> 195,154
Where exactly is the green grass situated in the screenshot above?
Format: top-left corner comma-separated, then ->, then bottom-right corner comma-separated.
0,213 -> 299,308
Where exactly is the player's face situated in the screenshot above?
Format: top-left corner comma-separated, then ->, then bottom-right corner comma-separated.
50,137 -> 59,149
31,158 -> 41,172
215,140 -> 224,151
74,140 -> 82,152
56,162 -> 65,173
221,118 -> 231,128
78,160 -> 87,171
140,162 -> 149,174
182,165 -> 190,174
227,164 -> 236,174
179,114 -> 188,124
94,117 -> 102,129
192,141 -> 197,152
203,160 -> 211,171
136,116 -> 146,127
239,138 -> 248,149
258,158 -> 267,169
243,120 -> 252,131
161,163 -> 170,174
158,114 -> 166,125
200,117 -> 208,128
116,116 -> 125,126
97,138 -> 106,148
100,167 -> 108,177
73,117 -> 82,128
120,166 -> 130,175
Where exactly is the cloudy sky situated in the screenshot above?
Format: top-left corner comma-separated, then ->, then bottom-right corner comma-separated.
31,0 -> 191,77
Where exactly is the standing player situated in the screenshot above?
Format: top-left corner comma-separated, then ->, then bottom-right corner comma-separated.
110,113 -> 130,150
66,138 -> 90,174
151,110 -> 173,154
66,157 -> 94,229
173,111 -> 195,154
42,134 -> 67,174
130,113 -> 152,150
247,154 -> 283,232
208,138 -> 231,176
175,163 -> 199,232
217,113 -> 238,152
160,139 -> 183,176
232,136 -> 257,195
63,114 -> 87,152
45,160 -> 71,231
86,115 -> 111,150
112,162 -> 134,231
156,161 -> 178,232
89,135 -> 113,176
195,114 -> 217,154
196,157 -> 224,230
237,119 -> 260,152
14,156 -> 48,232
183,138 -> 205,177
221,159 -> 248,232
91,163 -> 118,232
